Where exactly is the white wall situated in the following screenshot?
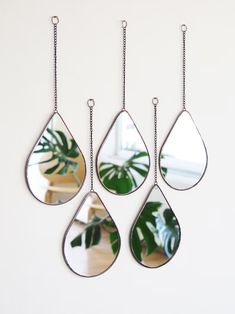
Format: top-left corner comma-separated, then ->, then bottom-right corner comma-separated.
0,0 -> 234,313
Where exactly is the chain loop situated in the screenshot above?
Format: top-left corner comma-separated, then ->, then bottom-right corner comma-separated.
122,20 -> 127,110
87,99 -> 95,191
51,16 -> 59,24
152,97 -> 159,185
52,17 -> 59,112
181,24 -> 187,110
181,24 -> 187,32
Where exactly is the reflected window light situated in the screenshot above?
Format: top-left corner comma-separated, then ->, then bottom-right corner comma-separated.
117,114 -> 145,153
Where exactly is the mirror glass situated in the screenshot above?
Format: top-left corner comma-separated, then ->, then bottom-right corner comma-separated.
97,110 -> 150,195
26,113 -> 86,205
160,110 -> 207,190
130,185 -> 180,268
63,191 -> 120,277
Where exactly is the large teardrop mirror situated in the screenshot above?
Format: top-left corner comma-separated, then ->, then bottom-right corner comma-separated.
26,113 -> 86,205
96,110 -> 150,195
63,191 -> 121,277
160,110 -> 208,190
130,185 -> 180,268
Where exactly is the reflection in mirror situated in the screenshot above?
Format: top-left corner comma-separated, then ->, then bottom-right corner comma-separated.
63,192 -> 120,277
130,185 -> 180,268
97,110 -> 150,195
160,110 -> 207,190
26,113 -> 86,205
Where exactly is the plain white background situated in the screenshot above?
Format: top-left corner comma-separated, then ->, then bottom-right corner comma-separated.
0,0 -> 234,313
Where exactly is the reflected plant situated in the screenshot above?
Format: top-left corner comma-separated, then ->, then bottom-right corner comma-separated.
32,128 -> 80,176
131,202 -> 179,262
161,155 -> 168,177
99,151 -> 149,194
70,216 -> 119,254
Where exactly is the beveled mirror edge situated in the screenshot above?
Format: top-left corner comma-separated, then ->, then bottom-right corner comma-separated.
159,109 -> 209,191
62,191 -> 122,278
129,184 -> 181,269
25,111 -> 87,206
96,109 -> 151,196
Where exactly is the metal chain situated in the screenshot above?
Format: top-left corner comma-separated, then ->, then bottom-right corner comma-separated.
122,20 -> 127,110
51,16 -> 59,112
87,99 -> 95,191
181,24 -> 187,110
152,97 -> 159,185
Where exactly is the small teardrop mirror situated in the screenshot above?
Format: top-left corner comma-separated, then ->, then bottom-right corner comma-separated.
26,113 -> 86,205
130,185 -> 181,268
160,110 -> 208,190
96,110 -> 150,195
63,191 -> 121,277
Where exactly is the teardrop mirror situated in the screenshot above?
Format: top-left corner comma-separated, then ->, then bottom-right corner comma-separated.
130,185 -> 180,268
97,110 -> 150,195
63,99 -> 121,277
96,21 -> 150,195
63,191 -> 120,277
160,25 -> 208,190
26,112 -> 86,204
160,110 -> 207,190
130,98 -> 181,268
25,17 -> 86,204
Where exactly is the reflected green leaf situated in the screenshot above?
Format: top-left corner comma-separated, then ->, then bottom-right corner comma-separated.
70,233 -> 82,247
92,226 -> 101,246
32,128 -> 80,176
131,228 -> 142,262
131,200 -> 180,261
44,162 -> 60,174
109,231 -> 119,254
85,227 -> 93,249
99,150 -> 149,194
55,130 -> 69,153
70,215 -> 119,255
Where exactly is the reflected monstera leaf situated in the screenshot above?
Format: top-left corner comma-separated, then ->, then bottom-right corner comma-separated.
99,151 -> 149,194
70,214 -> 119,255
97,110 -> 150,195
130,185 -> 180,268
26,112 -> 86,205
34,128 -> 80,175
63,192 -> 121,277
160,110 -> 208,190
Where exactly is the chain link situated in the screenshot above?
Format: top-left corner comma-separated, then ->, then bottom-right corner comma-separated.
181,24 -> 187,110
87,99 -> 95,191
122,20 -> 127,110
52,17 -> 59,112
152,97 -> 159,185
